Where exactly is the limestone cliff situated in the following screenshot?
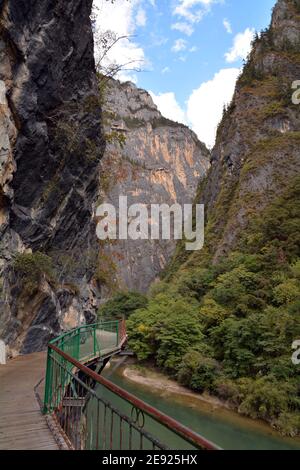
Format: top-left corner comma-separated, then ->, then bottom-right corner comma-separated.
0,0 -> 104,355
99,79 -> 210,295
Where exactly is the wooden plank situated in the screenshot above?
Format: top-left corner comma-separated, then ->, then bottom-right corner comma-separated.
2,443 -> 58,451
0,418 -> 48,429
0,352 -> 59,450
0,426 -> 50,437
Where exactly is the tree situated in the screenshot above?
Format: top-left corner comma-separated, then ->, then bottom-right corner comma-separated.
91,1 -> 144,85
178,351 -> 220,393
127,294 -> 204,374
98,291 -> 148,320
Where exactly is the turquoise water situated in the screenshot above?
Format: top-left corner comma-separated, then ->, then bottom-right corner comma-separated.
101,362 -> 300,451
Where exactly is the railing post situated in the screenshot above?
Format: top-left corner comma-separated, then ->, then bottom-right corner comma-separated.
0,340 -> 6,365
116,320 -> 119,347
76,328 -> 80,360
43,347 -> 53,414
93,325 -> 97,356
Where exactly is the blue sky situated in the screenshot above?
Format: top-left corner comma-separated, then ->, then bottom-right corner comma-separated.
95,0 -> 277,147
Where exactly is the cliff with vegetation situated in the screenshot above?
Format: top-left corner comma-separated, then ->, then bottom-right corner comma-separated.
0,1 -> 210,355
0,0 -> 104,355
126,0 -> 300,436
99,78 -> 210,296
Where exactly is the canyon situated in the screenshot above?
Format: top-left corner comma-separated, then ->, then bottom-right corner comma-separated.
0,0 -> 209,355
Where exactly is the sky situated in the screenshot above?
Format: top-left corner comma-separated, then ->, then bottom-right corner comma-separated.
94,0 -> 277,148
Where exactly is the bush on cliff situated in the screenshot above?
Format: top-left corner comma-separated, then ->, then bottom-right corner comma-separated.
13,252 -> 55,297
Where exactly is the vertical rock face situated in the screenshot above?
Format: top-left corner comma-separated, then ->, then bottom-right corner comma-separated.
0,0 -> 105,355
193,0 -> 300,262
99,79 -> 210,295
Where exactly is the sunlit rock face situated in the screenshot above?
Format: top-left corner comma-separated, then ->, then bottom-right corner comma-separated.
0,0 -> 104,354
99,79 -> 210,295
192,0 -> 300,263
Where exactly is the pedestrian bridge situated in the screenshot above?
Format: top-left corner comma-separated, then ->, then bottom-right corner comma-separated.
1,320 -> 221,451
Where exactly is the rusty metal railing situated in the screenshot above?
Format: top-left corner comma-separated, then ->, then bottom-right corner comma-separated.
43,320 -> 221,451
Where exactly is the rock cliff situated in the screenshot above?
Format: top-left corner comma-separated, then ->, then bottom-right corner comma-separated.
0,1 -> 210,354
99,78 -> 210,295
0,0 -> 104,355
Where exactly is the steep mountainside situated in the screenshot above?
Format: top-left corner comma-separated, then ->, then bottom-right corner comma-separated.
127,0 -> 300,436
0,2 -> 210,355
162,0 -> 300,275
192,0 -> 300,265
0,0 -> 104,355
99,78 -> 210,295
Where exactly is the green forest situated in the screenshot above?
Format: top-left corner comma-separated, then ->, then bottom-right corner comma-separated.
100,177 -> 300,436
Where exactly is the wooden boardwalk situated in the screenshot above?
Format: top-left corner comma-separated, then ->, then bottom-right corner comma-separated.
0,352 -> 59,450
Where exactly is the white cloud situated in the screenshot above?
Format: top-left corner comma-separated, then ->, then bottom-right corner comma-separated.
94,0 -> 239,149
223,19 -> 232,34
225,27 -> 255,63
93,0 -> 146,82
161,66 -> 170,74
172,38 -> 188,52
171,22 -> 194,36
189,46 -> 198,52
186,68 -> 240,148
150,33 -> 169,47
136,8 -> 147,27
173,0 -> 216,24
149,68 -> 240,148
149,91 -> 186,124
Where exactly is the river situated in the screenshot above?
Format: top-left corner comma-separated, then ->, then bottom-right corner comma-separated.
100,359 -> 300,451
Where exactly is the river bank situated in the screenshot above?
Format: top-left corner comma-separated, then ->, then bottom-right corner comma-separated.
117,362 -> 300,446
123,364 -> 227,409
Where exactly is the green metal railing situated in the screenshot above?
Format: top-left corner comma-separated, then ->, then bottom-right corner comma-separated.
43,320 -> 124,414
43,320 -> 220,451
49,320 -> 121,361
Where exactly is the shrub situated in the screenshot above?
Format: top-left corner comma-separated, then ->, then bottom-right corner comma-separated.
98,291 -> 148,320
13,252 -> 55,297
237,377 -> 297,422
178,351 -> 221,393
199,298 -> 229,329
291,259 -> 300,280
274,412 -> 300,438
273,279 -> 300,305
126,309 -> 158,361
214,376 -> 242,405
127,294 -> 204,374
176,268 -> 215,300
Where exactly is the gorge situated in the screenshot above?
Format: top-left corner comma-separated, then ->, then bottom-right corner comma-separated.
0,0 -> 209,355
0,0 -> 299,443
